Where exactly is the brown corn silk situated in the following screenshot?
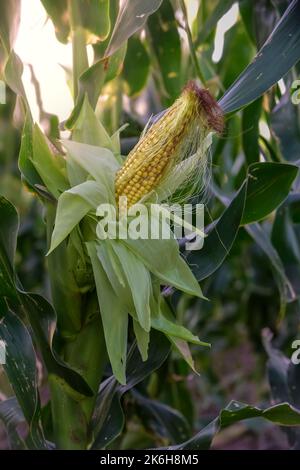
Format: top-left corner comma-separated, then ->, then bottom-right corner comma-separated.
115,82 -> 223,210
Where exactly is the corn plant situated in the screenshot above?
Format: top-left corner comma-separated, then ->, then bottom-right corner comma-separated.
1,0 -> 300,451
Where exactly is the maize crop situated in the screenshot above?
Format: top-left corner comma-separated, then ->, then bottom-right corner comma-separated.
115,81 -> 224,210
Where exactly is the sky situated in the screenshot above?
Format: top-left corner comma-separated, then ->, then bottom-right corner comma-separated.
15,0 -> 74,122
14,0 -> 239,123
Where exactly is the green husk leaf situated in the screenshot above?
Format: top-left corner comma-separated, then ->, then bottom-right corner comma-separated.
31,124 -> 68,198
151,312 -> 209,347
72,94 -> 115,151
123,227 -> 204,298
18,115 -> 43,189
218,0 -> 300,113
87,241 -> 128,384
104,0 -> 163,58
48,180 -> 108,254
110,240 -> 151,332
160,299 -> 199,373
62,140 -> 119,202
133,320 -> 150,361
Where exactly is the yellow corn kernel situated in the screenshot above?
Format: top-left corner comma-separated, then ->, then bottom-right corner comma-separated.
115,81 -> 223,209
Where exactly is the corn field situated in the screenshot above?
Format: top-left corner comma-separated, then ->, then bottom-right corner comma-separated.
1,0 -> 300,456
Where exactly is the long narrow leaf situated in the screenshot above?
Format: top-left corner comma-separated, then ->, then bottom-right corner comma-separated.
105,0 -> 163,58
218,0 -> 300,113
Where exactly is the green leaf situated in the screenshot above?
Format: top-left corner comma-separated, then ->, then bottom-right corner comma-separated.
242,97 -> 262,165
147,0 -> 182,103
132,389 -> 191,443
0,197 -> 18,270
0,0 -> 21,53
264,337 -> 300,447
0,397 -> 26,449
133,320 -> 149,361
87,241 -> 128,384
165,400 -> 300,450
0,195 -> 19,299
72,27 -> 89,99
91,331 -> 170,449
164,419 -> 218,450
160,299 -> 198,373
18,115 -> 43,189
218,0 -> 300,113
104,0 -> 163,58
110,241 -> 152,332
190,162 -> 297,283
126,333 -> 171,391
96,243 -> 128,293
48,180 -> 107,254
21,292 -> 94,400
263,333 -> 291,404
220,400 -> 300,427
195,0 -> 236,46
240,0 -> 279,48
128,237 -> 204,297
241,162 -> 298,225
239,0 -> 257,44
73,0 -> 110,42
123,213 -> 204,297
271,90 -> 300,162
151,311 -> 210,348
218,20 -> 254,92
46,215 -> 85,336
0,307 -> 47,449
62,140 -> 119,201
168,337 -> 197,374
246,223 -> 296,318
32,125 -> 68,198
272,205 -> 300,296
189,182 -> 247,281
97,242 -> 151,360
4,51 -> 27,103
65,45 -> 126,129
123,36 -> 150,97
289,193 -> 300,224
92,389 -> 124,449
40,0 -> 70,43
0,196 -> 94,402
71,94 -> 114,150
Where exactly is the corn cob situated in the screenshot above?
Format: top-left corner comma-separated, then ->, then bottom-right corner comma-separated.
115,81 -> 223,210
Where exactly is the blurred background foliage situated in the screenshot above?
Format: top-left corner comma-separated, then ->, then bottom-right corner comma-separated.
1,0 -> 300,450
